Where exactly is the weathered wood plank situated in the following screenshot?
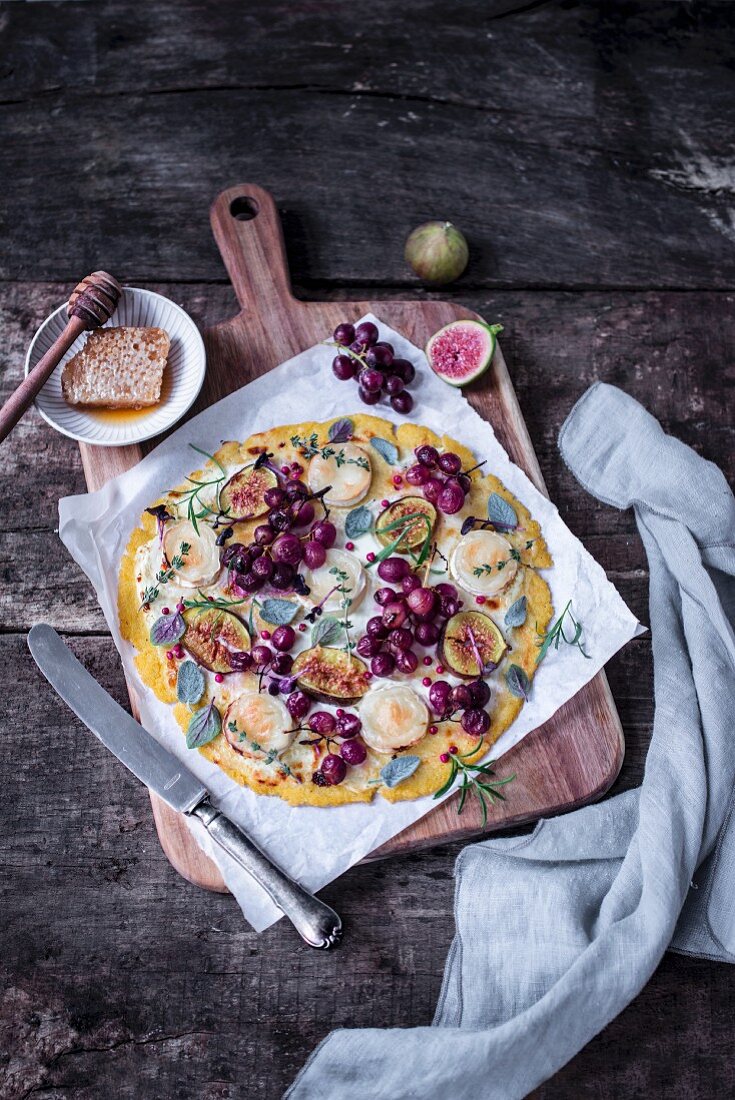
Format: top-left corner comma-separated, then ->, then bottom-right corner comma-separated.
1,3 -> 735,287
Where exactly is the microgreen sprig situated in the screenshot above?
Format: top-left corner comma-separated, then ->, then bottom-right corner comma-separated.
472,540 -> 535,578
290,433 -> 369,470
536,600 -> 590,663
433,739 -> 515,827
369,511 -> 434,570
172,445 -> 230,535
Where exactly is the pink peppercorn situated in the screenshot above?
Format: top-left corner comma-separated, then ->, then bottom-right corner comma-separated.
291,463 -> 303,477
392,474 -> 403,486
174,645 -> 185,659
281,465 -> 290,475
436,664 -> 445,675
475,595 -> 486,605
214,673 -> 224,683
162,607 -> 170,616
422,656 -> 432,667
439,752 -> 450,764
449,745 -> 458,755
298,623 -> 307,632
429,725 -> 438,735
345,541 -> 355,551
261,630 -> 271,640
165,650 -> 173,661
176,601 -> 185,613
381,499 -> 389,508
366,551 -> 376,562
336,708 -> 345,717
364,671 -> 373,680
422,676 -> 432,687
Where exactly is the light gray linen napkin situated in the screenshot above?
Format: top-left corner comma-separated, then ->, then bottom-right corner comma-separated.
287,382 -> 735,1100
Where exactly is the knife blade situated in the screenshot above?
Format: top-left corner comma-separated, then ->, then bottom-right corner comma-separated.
28,624 -> 342,948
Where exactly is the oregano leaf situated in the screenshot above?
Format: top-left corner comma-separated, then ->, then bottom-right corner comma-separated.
487,492 -> 518,531
328,418 -> 354,443
504,596 -> 527,628
311,616 -> 343,647
370,436 -> 399,466
344,505 -> 373,540
259,598 -> 299,626
177,660 -> 205,705
186,700 -> 222,749
505,664 -> 531,701
381,755 -> 421,788
149,611 -> 186,647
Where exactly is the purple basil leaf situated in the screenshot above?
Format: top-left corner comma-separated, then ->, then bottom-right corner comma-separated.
328,418 -> 354,443
149,611 -> 186,647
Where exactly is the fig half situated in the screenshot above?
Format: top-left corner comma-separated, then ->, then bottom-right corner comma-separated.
291,645 -> 369,706
439,610 -> 507,679
182,607 -> 251,674
220,464 -> 278,521
375,496 -> 437,554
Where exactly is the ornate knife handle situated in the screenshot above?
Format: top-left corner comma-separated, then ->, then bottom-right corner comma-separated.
190,799 -> 342,949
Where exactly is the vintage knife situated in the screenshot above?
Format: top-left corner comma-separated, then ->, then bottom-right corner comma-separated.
28,624 -> 342,949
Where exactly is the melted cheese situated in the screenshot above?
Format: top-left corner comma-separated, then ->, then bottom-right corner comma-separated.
307,443 -> 372,506
450,529 -> 519,597
224,692 -> 294,759
359,685 -> 429,754
162,520 -> 221,589
302,548 -> 367,613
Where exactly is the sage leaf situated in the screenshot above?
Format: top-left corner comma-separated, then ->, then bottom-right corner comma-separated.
487,492 -> 518,531
186,700 -> 222,749
328,418 -> 354,443
380,755 -> 421,788
504,595 -> 527,628
149,611 -> 186,647
311,615 -> 343,647
505,664 -> 531,701
370,436 -> 399,466
259,598 -> 299,626
345,505 -> 373,540
177,660 -> 205,706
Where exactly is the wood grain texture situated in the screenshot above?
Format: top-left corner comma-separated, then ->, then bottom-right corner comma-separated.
3,1 -> 735,1096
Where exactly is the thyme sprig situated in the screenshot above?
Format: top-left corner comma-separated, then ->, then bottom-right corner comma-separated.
329,565 -> 354,652
140,541 -> 190,606
173,445 -> 230,535
472,540 -> 536,577
227,720 -> 292,776
289,433 -> 369,470
433,739 -> 515,827
536,600 -> 590,663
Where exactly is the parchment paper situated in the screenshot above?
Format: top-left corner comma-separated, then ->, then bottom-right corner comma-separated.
58,314 -> 643,931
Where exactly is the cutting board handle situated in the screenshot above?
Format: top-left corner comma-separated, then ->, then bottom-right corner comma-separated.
210,184 -> 295,315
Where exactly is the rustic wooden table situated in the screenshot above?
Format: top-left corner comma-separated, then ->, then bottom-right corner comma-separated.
2,2 -> 734,1097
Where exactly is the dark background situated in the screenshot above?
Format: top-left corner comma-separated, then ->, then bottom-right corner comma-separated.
2,2 -> 734,1097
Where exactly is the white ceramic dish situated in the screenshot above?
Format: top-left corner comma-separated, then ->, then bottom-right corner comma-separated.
25,287 -> 206,447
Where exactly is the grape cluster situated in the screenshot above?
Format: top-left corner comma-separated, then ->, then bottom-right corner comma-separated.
302,709 -> 368,786
331,320 -> 415,414
222,477 -> 337,596
405,444 -> 473,515
356,560 -> 461,678
428,678 -> 492,737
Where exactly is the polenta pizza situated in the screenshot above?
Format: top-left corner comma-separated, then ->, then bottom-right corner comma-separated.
118,413 -> 553,807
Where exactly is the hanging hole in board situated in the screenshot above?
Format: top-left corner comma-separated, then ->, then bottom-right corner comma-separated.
230,196 -> 259,221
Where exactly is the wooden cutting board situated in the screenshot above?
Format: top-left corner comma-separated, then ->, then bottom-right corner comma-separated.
79,183 -> 623,893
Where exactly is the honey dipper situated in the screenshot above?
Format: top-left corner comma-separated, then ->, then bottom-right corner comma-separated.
0,271 -> 122,444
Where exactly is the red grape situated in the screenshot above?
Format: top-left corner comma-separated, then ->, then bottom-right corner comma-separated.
333,322 -> 355,346
374,586 -> 397,605
303,540 -> 327,569
355,321 -> 379,347
438,480 -> 465,514
407,586 -> 438,620
439,595 -> 460,618
468,680 -> 491,708
311,520 -> 336,548
422,477 -> 445,504
340,738 -> 367,766
358,386 -> 381,406
264,487 -> 285,508
310,711 -> 336,734
429,680 -> 452,713
414,620 -> 440,646
272,533 -> 303,565
371,652 -> 396,677
366,616 -> 390,639
251,644 -> 272,667
388,627 -> 413,651
438,452 -> 462,475
321,754 -> 347,785
367,343 -> 394,369
254,524 -> 276,545
395,649 -> 419,674
405,463 -> 430,486
401,574 -> 421,595
385,374 -> 405,396
458,473 -> 472,494
450,684 -> 473,710
415,445 -> 439,467
271,625 -> 296,652
357,634 -> 383,659
391,392 -> 413,414
359,367 -> 384,393
290,501 -> 315,528
461,708 -> 491,736
435,582 -> 458,600
251,554 -> 273,580
272,653 -> 294,674
286,690 -> 311,720
332,355 -> 355,380
336,712 -> 362,738
377,556 -> 410,583
271,562 -> 295,589
392,358 -> 416,383
381,601 -> 408,630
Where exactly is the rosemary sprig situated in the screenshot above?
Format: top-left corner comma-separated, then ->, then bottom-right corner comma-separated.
173,445 -> 229,535
289,433 -> 369,470
433,739 -> 515,827
369,511 -> 434,569
140,541 -> 190,605
183,590 -> 248,615
536,600 -> 590,663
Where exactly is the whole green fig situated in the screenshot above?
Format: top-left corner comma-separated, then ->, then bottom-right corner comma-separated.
404,221 -> 469,285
